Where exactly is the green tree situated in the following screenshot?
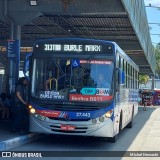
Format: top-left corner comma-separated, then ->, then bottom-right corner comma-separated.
139,74 -> 149,85
154,44 -> 160,76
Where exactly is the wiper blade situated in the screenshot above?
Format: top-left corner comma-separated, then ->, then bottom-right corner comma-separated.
77,55 -> 95,79
51,56 -> 65,76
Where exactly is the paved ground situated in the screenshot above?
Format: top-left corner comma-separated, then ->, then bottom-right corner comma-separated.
122,106 -> 160,160
125,106 -> 160,151
0,119 -> 42,151
0,120 -> 20,141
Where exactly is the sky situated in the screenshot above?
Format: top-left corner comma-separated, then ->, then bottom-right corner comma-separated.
144,0 -> 160,46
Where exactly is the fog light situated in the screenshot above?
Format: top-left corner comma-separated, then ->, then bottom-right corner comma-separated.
34,113 -> 46,121
105,110 -> 113,118
92,119 -> 97,124
40,115 -> 46,121
99,116 -> 104,122
30,108 -> 36,114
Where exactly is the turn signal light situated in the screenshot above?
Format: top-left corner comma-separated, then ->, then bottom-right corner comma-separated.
28,105 -> 32,109
105,110 -> 113,118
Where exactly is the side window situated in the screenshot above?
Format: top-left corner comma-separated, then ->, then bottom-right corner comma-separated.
128,64 -> 131,88
124,60 -> 126,87
136,70 -> 138,89
119,55 -> 121,68
116,52 -> 119,68
126,62 -> 128,88
121,58 -> 124,71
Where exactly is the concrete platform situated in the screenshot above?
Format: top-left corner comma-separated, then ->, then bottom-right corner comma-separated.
0,120 -> 43,151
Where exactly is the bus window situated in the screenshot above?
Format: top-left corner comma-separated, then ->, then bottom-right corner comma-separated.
31,57 -> 114,102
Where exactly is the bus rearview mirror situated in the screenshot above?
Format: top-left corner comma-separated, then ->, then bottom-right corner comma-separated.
23,52 -> 32,80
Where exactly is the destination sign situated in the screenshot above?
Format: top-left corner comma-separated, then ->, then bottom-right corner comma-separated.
44,44 -> 102,52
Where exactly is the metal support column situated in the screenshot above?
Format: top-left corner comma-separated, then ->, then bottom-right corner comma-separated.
4,0 -> 21,94
8,24 -> 21,94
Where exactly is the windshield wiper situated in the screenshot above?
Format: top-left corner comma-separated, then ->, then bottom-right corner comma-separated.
77,54 -> 95,79
51,56 -> 65,76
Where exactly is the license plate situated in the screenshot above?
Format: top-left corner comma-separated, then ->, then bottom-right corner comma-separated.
61,125 -> 75,131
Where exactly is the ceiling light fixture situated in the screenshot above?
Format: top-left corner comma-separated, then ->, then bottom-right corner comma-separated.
30,0 -> 37,6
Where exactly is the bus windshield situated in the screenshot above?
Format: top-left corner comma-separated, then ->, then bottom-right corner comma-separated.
31,56 -> 114,103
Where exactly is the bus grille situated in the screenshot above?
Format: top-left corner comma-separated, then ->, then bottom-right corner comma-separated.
48,117 -> 90,121
41,104 -> 100,111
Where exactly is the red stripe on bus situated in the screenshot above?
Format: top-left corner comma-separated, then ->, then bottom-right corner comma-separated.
36,110 -> 61,117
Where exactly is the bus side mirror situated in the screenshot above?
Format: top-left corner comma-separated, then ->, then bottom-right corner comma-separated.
23,52 -> 32,80
116,68 -> 125,85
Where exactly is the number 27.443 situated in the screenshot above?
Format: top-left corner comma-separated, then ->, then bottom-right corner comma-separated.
76,112 -> 90,117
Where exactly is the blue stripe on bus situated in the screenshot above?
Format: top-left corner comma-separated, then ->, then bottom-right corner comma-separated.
30,101 -> 114,120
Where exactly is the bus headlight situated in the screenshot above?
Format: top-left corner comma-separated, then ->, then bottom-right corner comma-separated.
29,106 -> 46,121
30,108 -> 36,114
105,110 -> 113,118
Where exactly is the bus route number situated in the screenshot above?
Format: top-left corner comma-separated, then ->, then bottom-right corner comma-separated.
76,112 -> 91,117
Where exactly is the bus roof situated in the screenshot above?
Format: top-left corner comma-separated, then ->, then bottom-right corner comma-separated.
114,43 -> 139,71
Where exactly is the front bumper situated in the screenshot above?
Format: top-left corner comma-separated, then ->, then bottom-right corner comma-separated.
29,115 -> 114,138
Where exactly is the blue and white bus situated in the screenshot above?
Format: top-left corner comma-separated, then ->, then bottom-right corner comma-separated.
25,38 -> 139,142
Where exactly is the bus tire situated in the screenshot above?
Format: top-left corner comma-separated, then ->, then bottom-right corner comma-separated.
126,119 -> 133,128
126,107 -> 134,128
119,111 -> 123,131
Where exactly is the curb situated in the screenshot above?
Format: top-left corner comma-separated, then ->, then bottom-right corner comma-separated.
0,133 -> 43,151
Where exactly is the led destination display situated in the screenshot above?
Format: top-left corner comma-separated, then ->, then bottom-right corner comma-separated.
44,44 -> 102,52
